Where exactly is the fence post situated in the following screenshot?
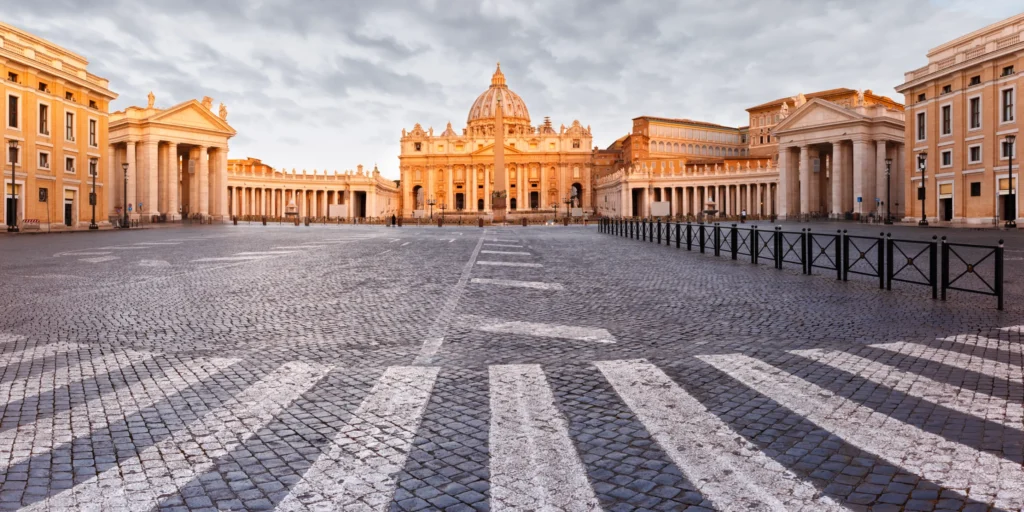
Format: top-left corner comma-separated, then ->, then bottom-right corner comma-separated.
842,230 -> 849,281
676,222 -> 681,249
642,220 -> 647,242
835,230 -> 843,280
657,219 -> 662,245
686,222 -> 693,251
699,223 -> 706,253
713,223 -> 721,257
996,240 -> 1004,310
940,236 -> 949,301
929,235 -> 938,299
885,233 -> 893,291
730,224 -> 738,260
751,226 -> 758,264
802,229 -> 809,275
877,232 -> 885,290
774,226 -> 782,269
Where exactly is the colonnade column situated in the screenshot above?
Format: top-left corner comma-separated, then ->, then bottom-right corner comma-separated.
165,143 -> 179,219
777,146 -> 791,219
798,145 -> 811,215
125,141 -> 137,217
852,139 -> 871,216
217,148 -> 229,219
831,141 -> 844,217
197,146 -> 209,215
875,140 -> 888,218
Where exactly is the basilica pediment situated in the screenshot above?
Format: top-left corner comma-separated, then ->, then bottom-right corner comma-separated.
150,100 -> 236,135
774,98 -> 865,133
470,143 -> 525,156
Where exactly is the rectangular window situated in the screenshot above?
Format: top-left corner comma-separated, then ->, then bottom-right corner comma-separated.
969,145 -> 982,163
88,100 -> 97,109
88,119 -> 97,146
65,156 -> 75,174
970,182 -> 981,196
941,84 -> 952,94
941,105 -> 952,135
572,139 -> 581,149
1002,65 -> 1015,77
916,112 -> 926,141
970,76 -> 981,86
6,72 -> 17,82
1002,88 -> 1015,122
39,103 -> 50,135
917,93 -> 926,102
413,142 -> 421,151
38,81 -> 48,92
941,150 -> 952,167
38,152 -> 49,170
7,95 -> 18,129
65,91 -> 75,102
969,97 -> 981,129
65,112 -> 75,141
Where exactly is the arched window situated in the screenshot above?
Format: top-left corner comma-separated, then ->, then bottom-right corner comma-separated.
650,141 -> 656,152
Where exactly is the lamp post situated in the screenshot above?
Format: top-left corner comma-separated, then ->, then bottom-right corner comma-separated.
1006,134 -> 1016,228
439,201 -> 446,223
427,198 -> 436,220
563,195 -> 572,219
884,157 -> 892,225
6,139 -> 18,232
89,157 -> 98,230
918,153 -> 928,226
122,162 -> 130,229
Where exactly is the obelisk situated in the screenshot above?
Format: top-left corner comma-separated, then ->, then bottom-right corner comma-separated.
492,64 -> 507,223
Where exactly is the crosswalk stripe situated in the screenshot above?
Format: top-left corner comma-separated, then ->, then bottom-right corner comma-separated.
0,349 -> 153,405
133,242 -> 182,245
699,353 -> 1024,509
470,278 -> 563,290
476,261 -> 542,268
791,349 -> 1024,430
474,318 -> 615,343
870,341 -> 1023,383
488,239 -> 518,243
998,325 -> 1024,333
480,250 -> 531,256
939,334 -> 1024,355
80,256 -> 119,263
483,243 -> 524,248
598,360 -> 842,511
25,361 -> 329,512
0,357 -> 238,470
0,333 -> 25,347
1,342 -> 85,364
192,256 -> 269,262
273,366 -> 438,511
235,251 -> 300,256
489,364 -> 600,511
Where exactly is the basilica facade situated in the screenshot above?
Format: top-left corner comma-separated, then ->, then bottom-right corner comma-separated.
398,64 -> 594,218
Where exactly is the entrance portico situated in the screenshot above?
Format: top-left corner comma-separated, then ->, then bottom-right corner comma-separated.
109,95 -> 236,221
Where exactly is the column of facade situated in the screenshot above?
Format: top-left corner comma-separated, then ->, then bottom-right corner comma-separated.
156,143 -> 167,214
875,140 -> 888,218
197,147 -> 209,215
852,139 -> 871,216
777,146 -> 793,218
896,143 -> 906,219
124,141 -> 137,217
798,145 -> 810,215
830,141 -> 843,217
483,166 -> 490,212
217,149 -> 228,219
165,144 -> 179,219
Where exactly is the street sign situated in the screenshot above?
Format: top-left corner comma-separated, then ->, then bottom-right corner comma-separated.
89,193 -> 96,206
128,204 -> 133,212
857,196 -> 862,203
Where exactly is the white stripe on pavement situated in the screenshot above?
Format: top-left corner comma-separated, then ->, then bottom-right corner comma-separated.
1,357 -> 238,470
475,319 -> 615,343
192,256 -> 270,262
480,250 -> 532,256
488,239 -> 518,243
0,333 -> 25,347
138,260 -> 171,268
414,236 -> 486,364
273,366 -> 439,511
699,353 -> 1024,509
60,252 -> 112,257
235,251 -> 301,256
470,278 -> 563,291
476,261 -> 542,268
80,256 -> 119,263
489,364 -> 600,511
0,342 -> 85,366
940,334 -> 1024,355
133,242 -> 182,246
484,243 -> 524,248
870,341 -> 1023,383
598,360 -> 843,511
791,348 -> 1024,430
0,349 -> 153,405
998,325 -> 1024,333
272,246 -> 321,249
26,361 -> 329,512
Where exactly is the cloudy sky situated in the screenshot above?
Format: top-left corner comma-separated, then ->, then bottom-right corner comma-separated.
5,1 -> 1022,179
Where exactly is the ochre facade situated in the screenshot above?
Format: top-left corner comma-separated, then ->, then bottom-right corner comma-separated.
399,65 -> 594,217
896,13 -> 1024,224
227,158 -> 400,219
1,21 -> 117,230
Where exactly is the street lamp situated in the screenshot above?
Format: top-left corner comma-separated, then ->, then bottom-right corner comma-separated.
89,157 -> 98,230
563,195 -> 572,219
6,139 -> 18,232
1006,134 -> 1016,228
122,162 -> 130,229
439,201 -> 446,223
918,153 -> 928,226
427,198 -> 436,220
884,157 -> 892,225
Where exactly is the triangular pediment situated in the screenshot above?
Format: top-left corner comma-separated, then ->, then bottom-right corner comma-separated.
150,100 -> 237,135
470,143 -> 525,156
774,98 -> 865,133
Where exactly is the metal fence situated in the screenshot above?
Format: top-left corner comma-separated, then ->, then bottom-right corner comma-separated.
599,218 -> 1005,310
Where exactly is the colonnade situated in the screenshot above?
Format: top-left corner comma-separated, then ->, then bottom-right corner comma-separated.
109,141 -> 228,219
228,187 -> 371,218
624,183 -> 777,218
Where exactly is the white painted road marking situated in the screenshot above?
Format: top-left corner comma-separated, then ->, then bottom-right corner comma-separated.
26,361 -> 328,512
415,236 -> 486,364
1,357 -> 238,470
401,242 -> 411,246
273,246 -> 322,249
274,366 -> 439,511
699,353 -> 1024,509
235,251 -> 300,256
483,243 -> 524,248
870,341 -> 1023,383
192,256 -> 270,262
133,242 -> 182,246
488,239 -> 518,243
474,318 -> 615,343
56,251 -> 111,257
598,360 -> 843,511
489,364 -> 600,511
998,325 -> 1024,333
939,334 -> 1024,356
0,349 -> 153,405
80,256 -> 119,263
470,278 -> 564,291
791,348 -> 1024,430
138,260 -> 171,268
476,261 -> 542,268
480,250 -> 532,256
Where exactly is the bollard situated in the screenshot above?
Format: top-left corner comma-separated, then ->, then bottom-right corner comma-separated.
398,218 -> 403,227
522,217 -> 527,227
437,217 -> 443,227
563,217 -> 569,227
478,218 -> 484,228
233,216 -> 237,226
657,219 -> 662,245
262,216 -> 267,226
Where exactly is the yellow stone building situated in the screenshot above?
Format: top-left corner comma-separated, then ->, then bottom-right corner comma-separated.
1,22 -> 117,230
399,64 -> 594,218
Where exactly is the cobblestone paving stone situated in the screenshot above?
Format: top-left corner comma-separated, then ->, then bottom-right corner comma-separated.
0,223 -> 1022,511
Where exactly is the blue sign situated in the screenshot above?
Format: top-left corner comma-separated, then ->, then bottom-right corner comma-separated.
127,204 -> 133,212
857,197 -> 862,203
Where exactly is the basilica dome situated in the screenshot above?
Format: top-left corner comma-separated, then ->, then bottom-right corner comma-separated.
466,63 -> 531,126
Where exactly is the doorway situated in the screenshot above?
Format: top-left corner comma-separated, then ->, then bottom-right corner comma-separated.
455,193 -> 465,211
1003,194 -> 1017,221
529,191 -> 539,210
940,198 -> 953,221
64,200 -> 73,226
477,198 -> 484,211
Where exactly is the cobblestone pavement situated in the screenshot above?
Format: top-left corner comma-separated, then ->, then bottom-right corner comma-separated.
0,223 -> 1022,511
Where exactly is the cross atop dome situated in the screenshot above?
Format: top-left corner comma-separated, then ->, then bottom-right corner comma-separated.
491,62 -> 506,88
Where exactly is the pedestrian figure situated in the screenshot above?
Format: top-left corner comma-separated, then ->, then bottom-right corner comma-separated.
740,209 -> 747,224
391,214 -> 397,227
